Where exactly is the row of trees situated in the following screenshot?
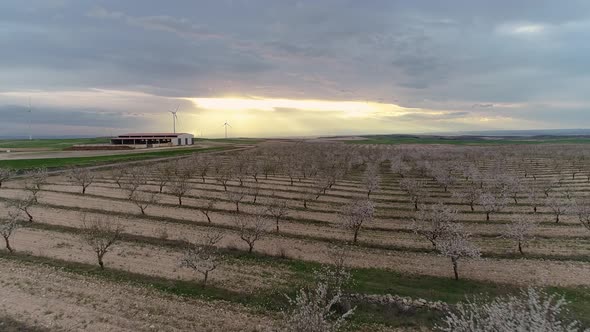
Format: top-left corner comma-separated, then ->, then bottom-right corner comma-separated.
412,197 -> 590,280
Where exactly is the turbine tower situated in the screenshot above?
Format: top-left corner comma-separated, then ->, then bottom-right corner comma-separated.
222,120 -> 231,139
170,105 -> 179,133
27,97 -> 33,140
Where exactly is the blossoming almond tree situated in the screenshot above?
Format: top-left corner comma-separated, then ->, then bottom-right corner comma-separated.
502,217 -> 537,255
81,214 -> 124,269
400,178 -> 427,211
179,231 -> 224,287
0,210 -> 23,252
362,164 -> 380,198
0,167 -> 15,188
434,223 -> 480,280
233,208 -> 270,253
572,199 -> 590,232
437,288 -> 588,332
478,191 -> 508,221
340,199 -> 374,243
412,203 -> 457,248
266,195 -> 289,233
67,167 -> 95,194
282,282 -> 354,332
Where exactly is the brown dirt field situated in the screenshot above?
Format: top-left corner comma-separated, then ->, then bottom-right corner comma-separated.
8,228 -> 293,293
18,177 -> 590,227
0,258 -> 275,331
6,201 -> 590,259
2,150 -> 590,331
2,185 -> 588,258
7,218 -> 590,288
0,180 -> 585,254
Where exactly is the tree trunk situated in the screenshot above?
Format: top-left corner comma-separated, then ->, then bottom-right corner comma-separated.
203,271 -> 209,287
178,196 -> 182,206
303,200 -> 307,209
235,202 -> 239,213
556,214 -> 560,223
513,197 -> 518,204
248,243 -> 254,253
367,191 -> 371,198
414,200 -> 418,211
159,185 -> 164,193
82,186 -> 86,194
25,210 -> 33,222
140,207 -> 146,215
518,241 -> 523,255
470,203 -> 474,211
98,253 -> 105,269
486,212 -> 490,221
3,236 -> 12,253
429,239 -> 437,248
276,219 -> 280,233
452,258 -> 459,280
353,228 -> 359,243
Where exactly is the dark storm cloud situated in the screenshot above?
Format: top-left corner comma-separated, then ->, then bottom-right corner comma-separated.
0,0 -> 589,135
0,105 -> 152,128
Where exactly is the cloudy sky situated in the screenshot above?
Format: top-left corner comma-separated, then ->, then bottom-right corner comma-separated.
1,0 -> 589,138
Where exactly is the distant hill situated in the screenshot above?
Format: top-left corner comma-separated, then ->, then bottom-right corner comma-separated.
443,129 -> 590,137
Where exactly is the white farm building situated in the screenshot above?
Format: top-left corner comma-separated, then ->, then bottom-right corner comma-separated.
110,133 -> 194,148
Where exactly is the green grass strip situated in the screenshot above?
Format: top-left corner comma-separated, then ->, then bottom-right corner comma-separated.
0,146 -> 233,171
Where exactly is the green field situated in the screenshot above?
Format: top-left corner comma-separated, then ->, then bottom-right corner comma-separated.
0,146 -> 232,171
0,138 -> 111,150
194,138 -> 265,144
345,135 -> 590,145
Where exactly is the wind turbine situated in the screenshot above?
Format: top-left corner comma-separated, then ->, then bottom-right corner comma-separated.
222,120 -> 231,139
27,97 -> 33,140
170,105 -> 179,133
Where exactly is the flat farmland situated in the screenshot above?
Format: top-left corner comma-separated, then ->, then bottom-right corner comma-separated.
1,141 -> 589,331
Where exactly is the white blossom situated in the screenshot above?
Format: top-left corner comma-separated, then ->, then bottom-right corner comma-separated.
438,288 -> 589,332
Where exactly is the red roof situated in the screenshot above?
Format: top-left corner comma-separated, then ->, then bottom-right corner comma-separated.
116,133 -> 192,137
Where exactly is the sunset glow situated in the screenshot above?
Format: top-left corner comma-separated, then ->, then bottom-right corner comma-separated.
186,96 -> 422,118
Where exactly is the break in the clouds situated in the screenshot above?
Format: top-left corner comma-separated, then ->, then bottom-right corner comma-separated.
1,0 -> 589,137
